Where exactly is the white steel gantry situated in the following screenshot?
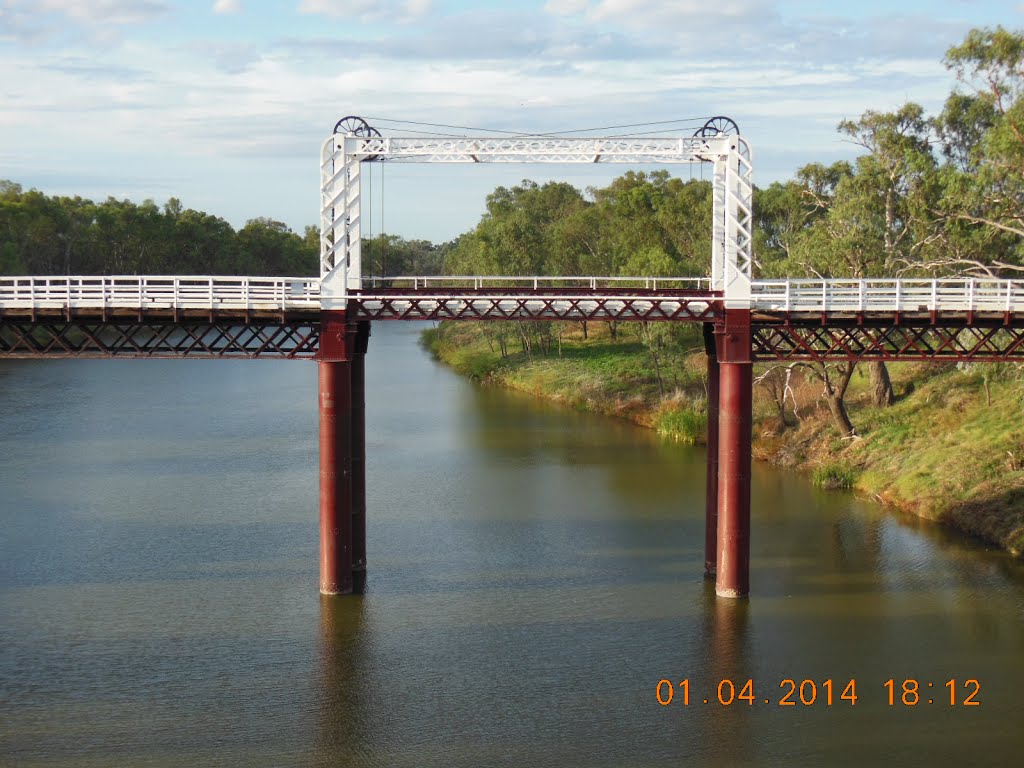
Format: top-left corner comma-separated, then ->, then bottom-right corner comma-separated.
319,130 -> 754,310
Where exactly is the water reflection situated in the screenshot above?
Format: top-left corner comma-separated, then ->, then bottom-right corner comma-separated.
697,583 -> 754,768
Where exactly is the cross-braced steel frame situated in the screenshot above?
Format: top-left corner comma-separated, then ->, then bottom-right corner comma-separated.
349,290 -> 718,322
319,129 -> 753,308
0,317 -> 320,358
6,307 -> 1024,360
751,320 -> 1024,362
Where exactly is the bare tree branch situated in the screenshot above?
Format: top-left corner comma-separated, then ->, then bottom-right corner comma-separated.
954,213 -> 1024,239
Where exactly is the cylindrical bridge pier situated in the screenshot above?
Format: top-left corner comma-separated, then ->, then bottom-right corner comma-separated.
703,323 -> 720,579
317,304 -> 750,598
350,321 -> 370,593
319,356 -> 353,594
713,309 -> 753,599
318,309 -> 371,595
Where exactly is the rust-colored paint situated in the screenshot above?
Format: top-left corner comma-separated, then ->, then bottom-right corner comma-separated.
716,309 -> 752,599
703,323 -> 719,578
319,310 -> 351,362
350,320 -> 371,594
319,357 -> 354,595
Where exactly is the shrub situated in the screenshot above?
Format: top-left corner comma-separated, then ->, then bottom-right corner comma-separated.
811,463 -> 857,490
656,406 -> 707,444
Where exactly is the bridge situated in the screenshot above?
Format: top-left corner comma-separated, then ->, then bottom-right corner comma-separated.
2,117 -> 1022,600
3,274 -> 1020,359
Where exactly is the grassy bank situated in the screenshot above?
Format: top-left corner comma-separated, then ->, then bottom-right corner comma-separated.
423,321 -> 1024,557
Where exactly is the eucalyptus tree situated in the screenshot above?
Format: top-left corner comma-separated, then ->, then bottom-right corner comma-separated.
836,104 -> 939,406
935,26 -> 1024,274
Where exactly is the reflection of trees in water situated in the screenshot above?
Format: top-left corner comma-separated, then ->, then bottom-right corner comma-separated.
828,500 -> 1024,647
463,382 -> 705,505
830,512 -> 883,575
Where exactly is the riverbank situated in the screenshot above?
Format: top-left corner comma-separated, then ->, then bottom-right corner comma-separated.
423,321 -> 1024,558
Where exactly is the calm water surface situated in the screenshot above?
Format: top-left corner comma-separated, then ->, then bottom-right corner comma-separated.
2,322 -> 1023,767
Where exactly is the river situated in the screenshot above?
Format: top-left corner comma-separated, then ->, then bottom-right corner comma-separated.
1,321 -> 1023,767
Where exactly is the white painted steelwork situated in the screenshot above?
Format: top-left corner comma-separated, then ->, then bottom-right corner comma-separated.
319,132 -> 753,308
0,276 -> 321,312
751,278 -> 1022,315
3,276 -> 1022,316
361,276 -> 712,291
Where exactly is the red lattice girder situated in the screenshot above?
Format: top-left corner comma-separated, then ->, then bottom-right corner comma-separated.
751,322 -> 1024,361
0,319 -> 320,358
349,292 -> 718,323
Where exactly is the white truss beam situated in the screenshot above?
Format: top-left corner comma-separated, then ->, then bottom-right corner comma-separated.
319,131 -> 754,308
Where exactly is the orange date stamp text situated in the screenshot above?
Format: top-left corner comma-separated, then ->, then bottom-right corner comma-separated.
655,678 -> 981,707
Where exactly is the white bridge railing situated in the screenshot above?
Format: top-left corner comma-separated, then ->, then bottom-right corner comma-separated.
362,275 -> 712,291
0,275 -> 1021,315
0,276 -> 321,311
751,278 -> 1022,314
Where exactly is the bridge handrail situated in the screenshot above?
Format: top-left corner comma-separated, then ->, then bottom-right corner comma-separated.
353,293 -> 714,301
0,275 -> 322,310
2,275 -> 1021,314
362,275 -> 712,291
750,278 -> 1022,313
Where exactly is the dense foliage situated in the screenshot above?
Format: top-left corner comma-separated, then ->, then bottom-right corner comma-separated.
756,27 -> 1023,279
0,185 -> 451,278
443,172 -> 712,278
0,184 -> 314,276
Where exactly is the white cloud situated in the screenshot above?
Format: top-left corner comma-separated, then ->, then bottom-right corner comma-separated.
856,58 -> 947,79
589,0 -> 766,24
298,0 -> 431,22
0,0 -> 170,46
213,0 -> 242,14
35,0 -> 170,26
297,0 -> 384,18
542,0 -> 785,56
544,0 -> 590,15
403,0 -> 432,16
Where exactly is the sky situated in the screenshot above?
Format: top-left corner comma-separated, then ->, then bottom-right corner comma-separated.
1,0 -> 1021,245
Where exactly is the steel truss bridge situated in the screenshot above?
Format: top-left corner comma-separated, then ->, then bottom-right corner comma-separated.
3,117 -> 1022,601
2,274 -> 1021,361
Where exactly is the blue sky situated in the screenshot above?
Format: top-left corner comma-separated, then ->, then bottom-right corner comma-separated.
1,0 -> 1021,246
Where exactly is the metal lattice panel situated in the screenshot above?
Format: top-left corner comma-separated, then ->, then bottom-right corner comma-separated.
319,129 -> 754,305
350,293 -> 718,322
0,319 -> 320,359
751,323 -> 1024,361
335,135 -> 734,164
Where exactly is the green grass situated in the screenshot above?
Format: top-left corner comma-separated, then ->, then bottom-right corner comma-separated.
811,463 -> 857,490
656,405 -> 707,444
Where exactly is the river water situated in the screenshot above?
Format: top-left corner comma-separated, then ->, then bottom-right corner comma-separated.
1,322 -> 1023,767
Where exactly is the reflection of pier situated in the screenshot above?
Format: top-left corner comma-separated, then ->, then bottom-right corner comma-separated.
2,118 -> 1023,601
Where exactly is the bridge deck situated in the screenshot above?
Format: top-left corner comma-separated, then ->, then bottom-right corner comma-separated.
1,275 -> 1021,359
0,275 -> 1020,319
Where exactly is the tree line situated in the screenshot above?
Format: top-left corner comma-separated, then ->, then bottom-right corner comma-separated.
0,183 -> 450,278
